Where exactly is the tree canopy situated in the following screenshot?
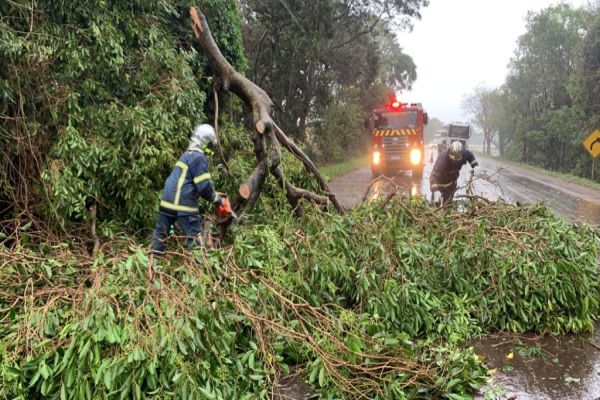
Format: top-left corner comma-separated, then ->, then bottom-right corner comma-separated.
240,0 -> 425,162
0,0 -> 246,232
464,4 -> 600,181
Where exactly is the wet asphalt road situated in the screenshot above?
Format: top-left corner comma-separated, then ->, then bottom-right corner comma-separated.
328,150 -> 600,400
330,150 -> 600,225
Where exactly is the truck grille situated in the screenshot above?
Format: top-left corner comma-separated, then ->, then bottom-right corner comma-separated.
382,136 -> 409,160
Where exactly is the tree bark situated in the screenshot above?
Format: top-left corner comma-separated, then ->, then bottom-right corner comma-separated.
190,7 -> 344,217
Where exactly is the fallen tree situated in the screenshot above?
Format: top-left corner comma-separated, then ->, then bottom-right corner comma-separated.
1,197 -> 598,399
190,7 -> 344,218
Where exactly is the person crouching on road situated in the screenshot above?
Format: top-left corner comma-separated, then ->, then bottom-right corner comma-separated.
429,141 -> 478,205
151,124 -> 232,254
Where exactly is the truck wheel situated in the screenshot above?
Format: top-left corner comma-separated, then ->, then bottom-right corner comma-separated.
372,169 -> 382,178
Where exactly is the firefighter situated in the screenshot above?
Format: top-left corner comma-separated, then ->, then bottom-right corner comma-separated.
429,141 -> 478,205
151,124 -> 232,254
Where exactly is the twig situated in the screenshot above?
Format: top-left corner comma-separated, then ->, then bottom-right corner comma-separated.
587,340 -> 600,352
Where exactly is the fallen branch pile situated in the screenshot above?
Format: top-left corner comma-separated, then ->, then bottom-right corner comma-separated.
1,198 -> 598,399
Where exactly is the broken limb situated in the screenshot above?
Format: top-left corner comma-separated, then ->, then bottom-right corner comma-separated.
189,7 -> 344,217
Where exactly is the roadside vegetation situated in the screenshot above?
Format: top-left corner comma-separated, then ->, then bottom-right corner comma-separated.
463,3 -> 600,183
320,155 -> 370,180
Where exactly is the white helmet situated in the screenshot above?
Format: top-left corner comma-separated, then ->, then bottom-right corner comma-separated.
449,141 -> 463,161
189,124 -> 216,149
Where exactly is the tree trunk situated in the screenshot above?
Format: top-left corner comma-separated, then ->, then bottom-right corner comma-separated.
297,63 -> 315,142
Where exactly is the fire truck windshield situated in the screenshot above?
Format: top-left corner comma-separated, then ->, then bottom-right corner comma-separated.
375,111 -> 417,129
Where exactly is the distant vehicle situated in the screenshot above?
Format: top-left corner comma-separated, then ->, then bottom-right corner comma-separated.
365,100 -> 429,178
446,122 -> 471,149
430,129 -> 449,152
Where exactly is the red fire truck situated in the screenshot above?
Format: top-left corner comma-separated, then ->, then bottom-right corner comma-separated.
366,100 -> 428,178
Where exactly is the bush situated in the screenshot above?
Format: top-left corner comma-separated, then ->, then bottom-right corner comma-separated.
0,0 -> 246,231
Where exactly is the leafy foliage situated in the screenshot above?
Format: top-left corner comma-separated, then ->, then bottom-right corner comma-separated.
1,198 -> 598,399
0,0 -> 246,231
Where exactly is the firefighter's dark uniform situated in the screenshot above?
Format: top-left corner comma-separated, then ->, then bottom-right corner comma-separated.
151,149 -> 222,253
429,148 -> 478,204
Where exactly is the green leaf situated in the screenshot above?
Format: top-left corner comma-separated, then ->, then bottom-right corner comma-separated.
199,386 -> 216,399
445,378 -> 461,390
447,394 -> 473,400
318,366 -> 326,387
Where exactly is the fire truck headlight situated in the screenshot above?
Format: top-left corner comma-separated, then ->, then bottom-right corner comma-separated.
410,148 -> 422,165
373,151 -> 381,165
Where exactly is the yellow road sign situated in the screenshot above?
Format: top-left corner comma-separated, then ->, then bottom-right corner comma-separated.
582,129 -> 600,158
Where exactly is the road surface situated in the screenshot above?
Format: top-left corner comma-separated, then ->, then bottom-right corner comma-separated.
330,150 -> 600,225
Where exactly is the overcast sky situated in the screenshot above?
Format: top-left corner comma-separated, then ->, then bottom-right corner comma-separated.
395,0 -> 588,124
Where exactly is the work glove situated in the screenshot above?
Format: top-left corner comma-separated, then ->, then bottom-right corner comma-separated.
216,195 -> 233,219
430,191 -> 442,207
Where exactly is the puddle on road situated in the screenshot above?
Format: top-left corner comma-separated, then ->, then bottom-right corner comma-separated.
365,171 -> 425,202
495,173 -> 600,225
473,327 -> 600,400
275,329 -> 600,400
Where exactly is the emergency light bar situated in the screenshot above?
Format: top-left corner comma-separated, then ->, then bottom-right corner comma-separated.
389,100 -> 405,110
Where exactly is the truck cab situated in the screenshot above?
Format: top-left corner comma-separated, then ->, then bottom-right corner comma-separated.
366,100 -> 428,178
446,122 -> 471,149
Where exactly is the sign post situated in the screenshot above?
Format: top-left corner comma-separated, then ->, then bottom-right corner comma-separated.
582,129 -> 600,180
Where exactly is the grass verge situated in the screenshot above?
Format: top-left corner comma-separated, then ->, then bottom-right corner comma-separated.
474,151 -> 600,191
319,154 -> 369,179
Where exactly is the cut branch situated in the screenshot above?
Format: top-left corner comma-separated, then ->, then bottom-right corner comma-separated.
273,123 -> 344,213
190,7 -> 344,216
239,160 -> 267,201
190,7 -> 273,133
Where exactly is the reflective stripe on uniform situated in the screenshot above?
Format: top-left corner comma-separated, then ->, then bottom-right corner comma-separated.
160,200 -> 198,213
431,181 -> 455,190
174,161 -> 188,205
193,172 -> 211,184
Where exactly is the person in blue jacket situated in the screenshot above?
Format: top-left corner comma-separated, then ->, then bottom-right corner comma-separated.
151,124 -> 232,254
430,141 -> 478,205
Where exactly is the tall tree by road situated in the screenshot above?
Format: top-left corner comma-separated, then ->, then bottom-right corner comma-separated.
469,4 -> 600,181
504,4 -> 587,169
462,86 -> 503,155
240,0 -> 427,162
